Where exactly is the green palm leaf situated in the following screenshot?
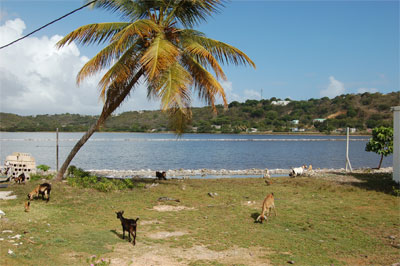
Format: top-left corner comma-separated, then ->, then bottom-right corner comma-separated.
56,22 -> 129,47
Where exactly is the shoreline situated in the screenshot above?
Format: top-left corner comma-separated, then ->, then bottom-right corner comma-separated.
87,167 -> 393,179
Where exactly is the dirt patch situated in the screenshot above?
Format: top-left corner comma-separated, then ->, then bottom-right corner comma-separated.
152,205 -> 195,212
147,231 -> 187,239
0,191 -> 17,200
107,242 -> 271,266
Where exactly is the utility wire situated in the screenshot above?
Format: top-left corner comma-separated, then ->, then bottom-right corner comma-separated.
0,0 -> 97,50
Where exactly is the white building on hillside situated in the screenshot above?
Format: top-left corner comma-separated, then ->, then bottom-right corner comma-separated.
271,100 -> 290,106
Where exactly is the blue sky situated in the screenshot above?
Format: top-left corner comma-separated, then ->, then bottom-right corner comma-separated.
0,0 -> 398,115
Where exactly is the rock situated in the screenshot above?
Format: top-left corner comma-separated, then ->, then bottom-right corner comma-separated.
389,235 -> 396,240
287,260 -> 295,264
208,192 -> 218,198
8,249 -> 14,255
11,234 -> 21,239
0,210 -> 5,216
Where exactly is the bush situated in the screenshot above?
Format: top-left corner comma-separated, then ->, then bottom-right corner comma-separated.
30,173 -> 54,181
67,166 -> 138,192
37,164 -> 50,172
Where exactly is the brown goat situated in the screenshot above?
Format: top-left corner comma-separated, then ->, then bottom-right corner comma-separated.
14,173 -> 26,184
24,201 -> 30,212
256,193 -> 277,223
27,183 -> 51,202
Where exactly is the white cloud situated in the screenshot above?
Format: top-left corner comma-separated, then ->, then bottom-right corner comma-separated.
357,88 -> 378,94
243,89 -> 261,100
320,76 -> 345,98
0,18 -> 160,116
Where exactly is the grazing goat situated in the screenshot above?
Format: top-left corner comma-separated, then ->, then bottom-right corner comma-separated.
289,165 -> 307,177
263,168 -> 272,185
256,193 -> 276,223
116,211 -> 139,246
27,183 -> 51,202
156,171 -> 167,180
14,173 -> 26,184
24,201 -> 30,212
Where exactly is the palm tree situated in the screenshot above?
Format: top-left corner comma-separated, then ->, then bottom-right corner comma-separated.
55,0 -> 255,180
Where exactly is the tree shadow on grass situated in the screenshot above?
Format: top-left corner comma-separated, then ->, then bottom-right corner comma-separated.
334,172 -> 399,196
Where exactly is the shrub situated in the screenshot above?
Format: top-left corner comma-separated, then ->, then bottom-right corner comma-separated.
37,164 -> 50,172
67,167 -> 138,192
30,173 -> 54,181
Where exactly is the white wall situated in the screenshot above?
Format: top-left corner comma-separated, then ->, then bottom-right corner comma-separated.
393,106 -> 400,183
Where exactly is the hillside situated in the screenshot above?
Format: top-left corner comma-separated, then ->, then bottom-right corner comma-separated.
0,91 -> 398,133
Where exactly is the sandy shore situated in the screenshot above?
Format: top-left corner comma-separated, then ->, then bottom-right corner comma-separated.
87,167 -> 393,179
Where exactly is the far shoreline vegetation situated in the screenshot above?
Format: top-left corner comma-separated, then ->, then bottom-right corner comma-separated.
1,92 -> 398,134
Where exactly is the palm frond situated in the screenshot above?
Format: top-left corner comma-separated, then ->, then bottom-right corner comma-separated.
182,55 -> 227,112
56,22 -> 129,47
192,35 -> 256,68
168,0 -> 225,27
140,34 -> 179,79
183,40 -> 226,80
98,43 -> 143,100
150,62 -> 192,112
111,19 -> 160,46
87,0 -> 161,21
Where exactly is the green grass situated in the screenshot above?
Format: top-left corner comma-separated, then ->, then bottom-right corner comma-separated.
0,173 -> 399,265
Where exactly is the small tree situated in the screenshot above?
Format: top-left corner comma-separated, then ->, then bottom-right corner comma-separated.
365,126 -> 393,169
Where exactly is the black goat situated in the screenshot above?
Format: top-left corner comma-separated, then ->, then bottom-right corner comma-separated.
156,171 -> 167,180
116,211 -> 139,246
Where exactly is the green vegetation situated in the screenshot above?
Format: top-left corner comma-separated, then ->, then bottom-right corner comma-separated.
1,173 -> 399,265
1,92 -> 398,134
37,165 -> 51,172
365,126 -> 394,169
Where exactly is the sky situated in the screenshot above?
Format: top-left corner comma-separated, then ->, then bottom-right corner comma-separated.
0,0 -> 399,116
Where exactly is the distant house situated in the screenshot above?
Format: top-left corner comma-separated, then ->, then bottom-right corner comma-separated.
291,120 -> 299,125
271,100 -> 290,106
211,125 -> 221,130
350,128 -> 357,133
291,127 -> 299,132
313,118 -> 326,123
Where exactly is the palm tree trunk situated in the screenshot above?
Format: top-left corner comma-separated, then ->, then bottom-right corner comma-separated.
55,117 -> 104,181
377,154 -> 384,170
55,69 -> 144,181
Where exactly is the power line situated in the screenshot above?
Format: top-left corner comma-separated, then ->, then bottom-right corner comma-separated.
0,0 -> 97,50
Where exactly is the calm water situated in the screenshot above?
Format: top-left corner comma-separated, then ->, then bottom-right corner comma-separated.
0,132 -> 393,171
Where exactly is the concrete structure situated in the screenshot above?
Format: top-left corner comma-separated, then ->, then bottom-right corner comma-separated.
291,120 -> 299,125
393,106 -> 400,183
4,152 -> 36,180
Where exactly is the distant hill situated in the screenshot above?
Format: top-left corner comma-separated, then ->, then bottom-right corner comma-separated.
1,92 -> 398,134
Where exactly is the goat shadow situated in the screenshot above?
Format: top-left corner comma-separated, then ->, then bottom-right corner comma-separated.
251,212 -> 262,223
110,229 -> 125,240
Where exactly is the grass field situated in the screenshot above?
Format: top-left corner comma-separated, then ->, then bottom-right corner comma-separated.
1,173 -> 399,266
